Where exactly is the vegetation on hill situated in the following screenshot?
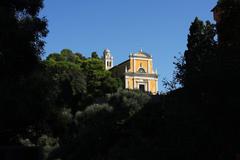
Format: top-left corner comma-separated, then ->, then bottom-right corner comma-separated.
1,0 -> 240,160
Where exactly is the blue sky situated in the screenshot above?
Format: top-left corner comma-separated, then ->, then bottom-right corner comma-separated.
41,0 -> 217,91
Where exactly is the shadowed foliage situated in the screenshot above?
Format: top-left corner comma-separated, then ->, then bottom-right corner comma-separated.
1,0 -> 240,160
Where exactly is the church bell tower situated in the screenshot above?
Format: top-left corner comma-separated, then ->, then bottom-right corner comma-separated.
103,49 -> 113,70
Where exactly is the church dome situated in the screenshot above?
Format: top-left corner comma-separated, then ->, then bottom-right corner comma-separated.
104,48 -> 111,53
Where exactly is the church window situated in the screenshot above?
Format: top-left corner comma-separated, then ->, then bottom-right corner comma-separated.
138,67 -> 146,73
107,61 -> 111,67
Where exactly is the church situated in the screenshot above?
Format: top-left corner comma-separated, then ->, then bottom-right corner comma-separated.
103,49 -> 159,95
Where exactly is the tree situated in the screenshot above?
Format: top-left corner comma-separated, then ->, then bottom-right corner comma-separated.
50,90 -> 150,160
44,61 -> 87,112
60,49 -> 75,62
47,49 -> 86,64
75,52 -> 86,60
91,52 -> 99,59
0,0 -> 48,76
162,54 -> 186,92
173,54 -> 186,87
0,0 -> 48,144
108,89 -> 151,121
163,18 -> 216,92
0,66 -> 57,145
81,58 -> 117,99
46,51 -> 121,108
169,18 -> 216,91
46,53 -> 63,62
184,18 -> 216,88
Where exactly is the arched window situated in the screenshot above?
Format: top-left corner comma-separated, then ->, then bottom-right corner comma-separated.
107,61 -> 111,67
138,67 -> 146,73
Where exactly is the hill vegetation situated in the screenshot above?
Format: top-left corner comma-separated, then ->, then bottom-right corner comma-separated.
0,0 -> 240,160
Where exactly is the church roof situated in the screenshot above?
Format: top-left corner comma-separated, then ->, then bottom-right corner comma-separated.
109,59 -> 129,71
130,50 -> 152,58
104,48 -> 111,53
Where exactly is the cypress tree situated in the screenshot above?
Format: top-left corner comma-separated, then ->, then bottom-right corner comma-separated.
183,17 -> 216,90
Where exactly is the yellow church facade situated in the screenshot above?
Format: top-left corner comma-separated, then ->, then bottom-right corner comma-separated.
103,49 -> 158,95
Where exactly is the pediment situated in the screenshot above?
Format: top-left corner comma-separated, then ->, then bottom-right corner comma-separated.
133,52 -> 151,58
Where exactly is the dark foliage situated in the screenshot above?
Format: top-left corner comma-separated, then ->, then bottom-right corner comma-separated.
91,51 -> 99,59
1,0 -> 240,160
0,0 -> 48,145
49,90 -> 151,160
0,0 -> 48,77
